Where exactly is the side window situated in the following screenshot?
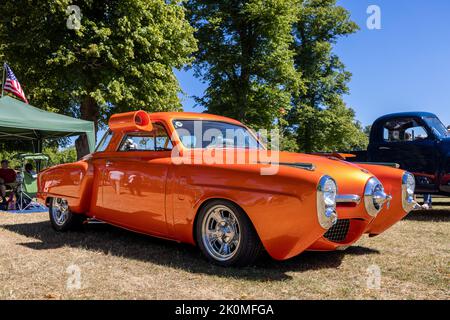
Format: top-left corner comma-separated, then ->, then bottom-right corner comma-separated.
119,124 -> 173,151
95,130 -> 113,152
404,126 -> 428,141
383,118 -> 429,143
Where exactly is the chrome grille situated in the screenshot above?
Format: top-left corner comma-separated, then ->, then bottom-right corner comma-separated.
324,219 -> 350,243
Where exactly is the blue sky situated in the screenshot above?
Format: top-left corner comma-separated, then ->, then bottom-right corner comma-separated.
176,0 -> 450,127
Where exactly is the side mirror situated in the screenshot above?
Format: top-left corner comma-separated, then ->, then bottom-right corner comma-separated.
108,110 -> 153,133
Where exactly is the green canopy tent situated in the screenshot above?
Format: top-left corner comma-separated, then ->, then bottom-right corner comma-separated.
0,96 -> 95,153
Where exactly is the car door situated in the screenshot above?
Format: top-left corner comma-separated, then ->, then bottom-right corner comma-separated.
400,127 -> 437,176
94,123 -> 174,237
370,117 -> 409,165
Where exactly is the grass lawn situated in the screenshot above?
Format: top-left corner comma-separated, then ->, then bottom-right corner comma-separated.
0,198 -> 448,300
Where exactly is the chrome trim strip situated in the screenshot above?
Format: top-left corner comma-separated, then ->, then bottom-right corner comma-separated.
336,194 -> 361,204
257,162 -> 315,171
355,162 -> 400,169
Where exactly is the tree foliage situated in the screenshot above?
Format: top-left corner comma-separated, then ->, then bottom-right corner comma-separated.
0,0 -> 197,156
285,103 -> 368,152
185,0 -> 303,129
0,0 -> 369,155
0,146 -> 77,170
187,0 -> 367,152
286,0 -> 368,152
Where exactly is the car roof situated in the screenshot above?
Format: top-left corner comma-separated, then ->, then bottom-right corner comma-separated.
374,111 -> 438,124
148,112 -> 244,126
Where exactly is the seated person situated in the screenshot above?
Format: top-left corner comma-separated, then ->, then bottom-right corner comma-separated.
25,163 -> 37,178
0,160 -> 17,203
122,138 -> 139,151
404,132 -> 412,141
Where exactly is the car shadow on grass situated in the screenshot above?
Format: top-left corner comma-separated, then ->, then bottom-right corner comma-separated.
404,210 -> 450,222
1,220 -> 379,281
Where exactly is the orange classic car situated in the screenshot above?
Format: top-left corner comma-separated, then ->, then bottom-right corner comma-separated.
37,111 -> 416,266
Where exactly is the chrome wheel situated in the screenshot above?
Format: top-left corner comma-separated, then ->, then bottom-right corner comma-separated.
201,204 -> 241,262
51,198 -> 69,226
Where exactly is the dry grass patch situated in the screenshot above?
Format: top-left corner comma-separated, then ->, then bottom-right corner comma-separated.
0,200 -> 449,300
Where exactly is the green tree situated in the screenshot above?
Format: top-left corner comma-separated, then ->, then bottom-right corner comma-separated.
0,0 -> 197,157
0,144 -> 76,170
185,0 -> 303,129
364,124 -> 372,138
286,0 -> 367,152
44,146 -> 78,165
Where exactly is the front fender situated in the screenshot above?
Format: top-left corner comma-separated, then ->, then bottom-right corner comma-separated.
169,163 -> 328,260
354,163 -> 408,235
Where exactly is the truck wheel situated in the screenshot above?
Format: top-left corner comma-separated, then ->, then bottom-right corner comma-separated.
49,197 -> 85,232
196,200 -> 263,267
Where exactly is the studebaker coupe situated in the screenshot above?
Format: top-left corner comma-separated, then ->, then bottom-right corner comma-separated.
37,111 -> 416,266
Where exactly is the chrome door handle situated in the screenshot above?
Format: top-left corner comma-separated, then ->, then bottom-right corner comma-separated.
105,161 -> 113,167
379,147 -> 391,150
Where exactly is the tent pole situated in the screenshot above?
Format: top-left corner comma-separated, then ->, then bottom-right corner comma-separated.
1,63 -> 5,98
37,139 -> 43,153
36,139 -> 43,172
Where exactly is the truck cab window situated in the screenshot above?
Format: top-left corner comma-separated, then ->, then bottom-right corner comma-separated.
404,126 -> 428,141
383,118 -> 429,142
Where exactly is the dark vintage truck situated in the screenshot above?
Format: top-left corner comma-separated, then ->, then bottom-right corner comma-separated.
347,112 -> 450,196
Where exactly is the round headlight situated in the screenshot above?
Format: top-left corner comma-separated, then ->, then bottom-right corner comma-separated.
317,176 -> 338,229
364,177 -> 389,217
402,172 -> 416,212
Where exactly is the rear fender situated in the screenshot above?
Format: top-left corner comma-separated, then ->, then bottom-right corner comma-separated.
37,161 -> 93,213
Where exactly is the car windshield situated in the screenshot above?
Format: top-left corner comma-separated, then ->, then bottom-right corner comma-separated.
173,120 -> 263,149
424,116 -> 448,138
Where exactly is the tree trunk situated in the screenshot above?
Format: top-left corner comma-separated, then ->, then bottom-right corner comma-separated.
75,95 -> 99,160
304,122 -> 313,153
237,24 -> 253,123
75,135 -> 90,160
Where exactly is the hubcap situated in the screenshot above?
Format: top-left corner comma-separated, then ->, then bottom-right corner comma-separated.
201,205 -> 241,261
51,198 -> 69,226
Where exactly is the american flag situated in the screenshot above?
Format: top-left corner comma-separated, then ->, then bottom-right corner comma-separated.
2,63 -> 28,104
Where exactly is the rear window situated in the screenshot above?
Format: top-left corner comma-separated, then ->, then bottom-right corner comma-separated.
118,124 -> 173,151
